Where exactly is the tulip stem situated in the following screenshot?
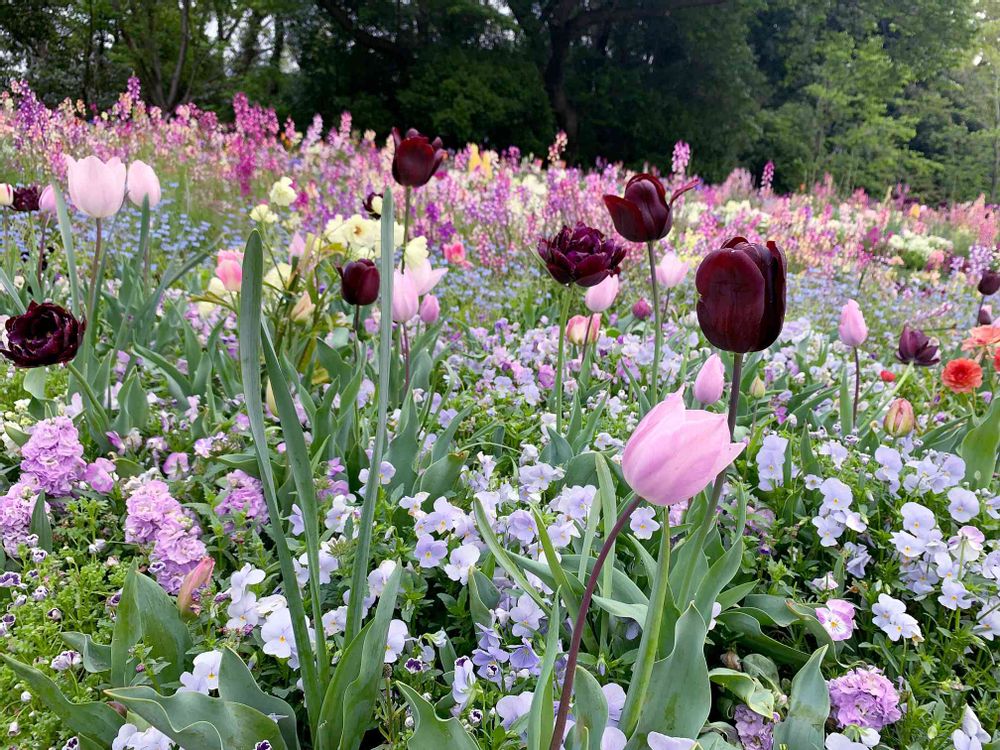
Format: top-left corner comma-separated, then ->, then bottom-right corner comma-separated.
646,240 -> 662,403
554,288 -> 571,432
852,347 -> 861,430
87,218 -> 103,338
400,187 -> 412,272
676,352 -> 742,607
549,496 -> 641,750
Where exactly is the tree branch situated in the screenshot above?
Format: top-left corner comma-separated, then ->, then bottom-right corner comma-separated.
315,0 -> 410,60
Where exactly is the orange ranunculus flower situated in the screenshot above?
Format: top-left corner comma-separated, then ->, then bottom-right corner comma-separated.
962,325 -> 1000,352
942,358 -> 984,394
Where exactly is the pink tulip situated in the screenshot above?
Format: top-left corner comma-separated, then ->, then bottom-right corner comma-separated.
288,232 -> 306,258
177,556 -> 214,618
566,314 -> 600,345
406,258 -> 447,296
655,252 -> 688,288
693,353 -> 725,404
215,250 -> 243,291
584,275 -> 619,313
622,387 -> 744,506
126,160 -> 161,208
38,185 -> 58,215
838,299 -> 868,347
419,294 -> 440,324
66,155 -> 126,218
392,270 -> 419,322
0,183 -> 13,207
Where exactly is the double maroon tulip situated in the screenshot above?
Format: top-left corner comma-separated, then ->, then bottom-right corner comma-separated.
695,236 -> 786,353
338,259 -> 380,306
11,186 -> 40,212
537,223 -> 625,287
391,128 -> 446,188
603,174 -> 698,243
0,301 -> 85,367
895,325 -> 939,366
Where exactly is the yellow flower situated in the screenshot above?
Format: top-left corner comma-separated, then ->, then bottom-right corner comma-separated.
404,236 -> 429,268
269,176 -> 297,207
468,144 -> 494,179
250,204 -> 278,224
291,293 -> 315,322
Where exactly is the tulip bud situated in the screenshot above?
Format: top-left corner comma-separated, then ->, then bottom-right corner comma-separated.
266,380 -> 278,416
584,275 -> 619,313
884,398 -> 915,437
749,375 -> 766,399
979,304 -> 993,326
419,294 -> 440,324
177,557 -> 214,619
655,253 -> 689,288
66,155 -> 127,218
126,160 -> 162,208
603,173 -> 673,243
696,237 -> 786,353
216,259 -> 242,292
391,127 -> 447,188
291,293 -> 315,322
979,270 -> 1000,296
693,353 -> 725,404
339,259 -> 380,306
0,183 -> 12,207
838,299 -> 868,347
288,232 -> 307,259
632,298 -> 652,320
108,701 -> 128,719
38,185 -> 57,215
363,191 -> 383,219
391,270 -> 419,322
566,314 -> 600,346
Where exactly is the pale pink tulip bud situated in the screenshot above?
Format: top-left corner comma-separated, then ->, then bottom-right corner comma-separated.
126,160 -> 161,208
0,183 -> 13,207
66,155 -> 126,218
584,274 -> 620,313
622,387 -> 744,506
655,252 -> 689,288
392,270 -> 419,322
38,185 -> 58,215
177,557 -> 214,619
693,353 -> 725,404
288,232 -> 306,259
884,398 -> 915,437
419,294 -> 440,324
838,299 -> 868,347
566,314 -> 600,345
406,258 -> 447,296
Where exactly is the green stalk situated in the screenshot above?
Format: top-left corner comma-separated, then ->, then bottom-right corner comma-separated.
647,240 -> 662,403
87,218 -> 103,341
345,187 -> 395,643
618,506 -> 671,735
554,287 -> 571,432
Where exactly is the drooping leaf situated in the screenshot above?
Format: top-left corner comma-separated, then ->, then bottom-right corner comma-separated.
396,682 -> 479,749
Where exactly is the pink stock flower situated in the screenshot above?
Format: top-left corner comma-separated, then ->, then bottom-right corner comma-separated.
693,353 -> 725,404
838,299 -> 868,347
584,275 -> 619,313
622,387 -> 744,507
66,155 -> 126,218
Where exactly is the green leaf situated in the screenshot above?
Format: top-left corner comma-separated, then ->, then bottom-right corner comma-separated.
771,647 -> 829,750
339,563 -> 403,750
708,668 -> 774,718
633,604 -> 711,742
839,364 -> 853,433
110,566 -> 192,686
30,492 -> 52,552
0,654 -> 123,745
418,451 -> 469,497
53,185 -> 81,316
473,499 -> 547,609
62,632 -> 112,674
23,367 -> 47,400
218,649 -> 301,750
568,664 -> 607,750
396,682 -> 479,749
527,596 -> 561,750
105,686 -> 287,750
960,396 -> 1000,489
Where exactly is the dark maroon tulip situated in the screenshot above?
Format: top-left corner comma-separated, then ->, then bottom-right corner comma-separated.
537,222 -> 626,287
391,128 -> 446,188
12,186 -> 40,212
338,259 -> 380,306
603,175 -> 699,243
979,306 -> 993,325
695,236 -> 786,353
979,270 -> 1000,296
896,325 -> 939,366
0,301 -> 84,367
362,191 -> 382,219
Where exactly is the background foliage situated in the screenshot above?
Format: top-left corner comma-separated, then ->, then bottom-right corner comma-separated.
2,0 -> 1000,202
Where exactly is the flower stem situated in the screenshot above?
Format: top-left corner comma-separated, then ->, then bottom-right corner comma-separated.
87,218 -> 103,335
400,187 -> 412,272
647,240 -> 662,403
549,496 -> 641,750
554,287 -> 571,432
852,346 -> 861,430
675,352 -> 742,606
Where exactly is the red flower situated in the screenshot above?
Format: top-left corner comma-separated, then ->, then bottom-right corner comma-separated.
391,128 -> 446,188
942,358 -> 983,394
879,370 -> 895,383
